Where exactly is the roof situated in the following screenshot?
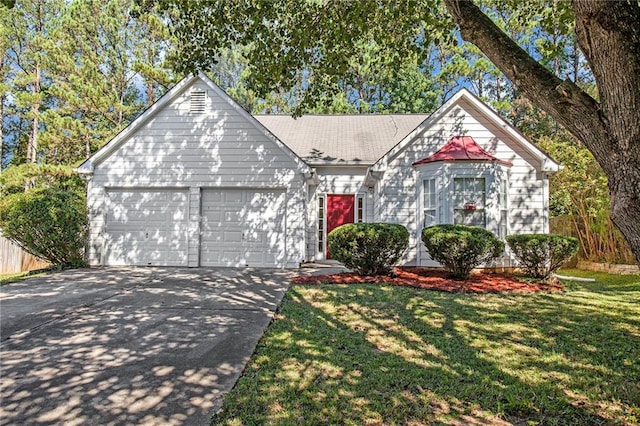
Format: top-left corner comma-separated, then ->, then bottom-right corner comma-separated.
413,136 -> 513,166
255,114 -> 429,165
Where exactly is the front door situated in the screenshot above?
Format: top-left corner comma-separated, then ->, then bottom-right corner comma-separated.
326,194 -> 355,258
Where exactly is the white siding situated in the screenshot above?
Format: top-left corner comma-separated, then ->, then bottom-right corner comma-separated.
87,78 -> 306,267
375,99 -> 547,265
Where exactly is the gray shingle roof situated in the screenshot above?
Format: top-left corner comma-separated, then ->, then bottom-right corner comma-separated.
254,114 -> 429,165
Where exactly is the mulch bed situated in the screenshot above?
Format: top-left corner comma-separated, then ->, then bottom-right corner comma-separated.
293,267 -> 563,293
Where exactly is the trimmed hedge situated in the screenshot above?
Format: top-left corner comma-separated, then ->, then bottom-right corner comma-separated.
328,223 -> 409,275
421,224 -> 504,279
507,234 -> 579,279
0,187 -> 87,267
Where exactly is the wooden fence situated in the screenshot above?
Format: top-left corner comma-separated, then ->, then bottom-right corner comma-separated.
0,234 -> 49,275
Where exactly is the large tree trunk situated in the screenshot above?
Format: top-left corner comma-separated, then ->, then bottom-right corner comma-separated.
443,0 -> 640,265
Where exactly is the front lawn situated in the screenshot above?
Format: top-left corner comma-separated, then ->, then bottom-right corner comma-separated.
212,270 -> 640,425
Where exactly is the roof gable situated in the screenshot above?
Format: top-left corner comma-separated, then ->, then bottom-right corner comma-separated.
413,136 -> 512,166
372,88 -> 560,173
76,72 -> 310,175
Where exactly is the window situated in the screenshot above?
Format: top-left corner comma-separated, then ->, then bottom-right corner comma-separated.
356,196 -> 364,223
423,179 -> 437,227
318,196 -> 325,252
499,178 -> 508,238
190,89 -> 206,113
453,177 -> 486,227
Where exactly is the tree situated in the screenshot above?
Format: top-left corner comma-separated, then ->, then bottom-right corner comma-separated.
0,4 -> 10,170
158,0 -> 640,265
538,133 -> 634,264
442,0 -> 640,264
41,0 -> 145,164
3,0 -> 64,164
2,0 -> 175,167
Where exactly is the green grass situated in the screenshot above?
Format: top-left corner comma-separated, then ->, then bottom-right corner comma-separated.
212,270 -> 640,425
0,269 -> 51,285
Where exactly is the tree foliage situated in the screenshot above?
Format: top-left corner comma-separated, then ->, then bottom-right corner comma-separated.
1,0 -> 176,168
538,135 -> 635,264
443,0 -> 640,265
0,163 -> 84,196
0,187 -> 87,266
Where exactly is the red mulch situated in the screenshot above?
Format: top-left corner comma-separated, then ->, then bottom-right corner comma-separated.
293,267 -> 563,294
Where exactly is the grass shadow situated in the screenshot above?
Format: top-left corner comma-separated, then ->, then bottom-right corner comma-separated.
212,274 -> 639,424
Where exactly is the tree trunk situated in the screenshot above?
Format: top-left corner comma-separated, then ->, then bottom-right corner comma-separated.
27,64 -> 41,164
0,56 -> 4,173
0,93 -> 3,173
146,81 -> 155,107
443,0 -> 640,265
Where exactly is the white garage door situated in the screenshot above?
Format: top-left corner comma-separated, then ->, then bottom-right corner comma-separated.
200,189 -> 286,267
104,189 -> 189,266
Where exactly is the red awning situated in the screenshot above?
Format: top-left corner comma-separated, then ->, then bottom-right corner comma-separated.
413,136 -> 512,166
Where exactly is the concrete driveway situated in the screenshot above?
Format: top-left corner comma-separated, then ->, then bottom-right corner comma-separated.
0,267 -> 292,425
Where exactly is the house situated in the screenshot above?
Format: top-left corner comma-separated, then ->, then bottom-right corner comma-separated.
76,73 -> 560,268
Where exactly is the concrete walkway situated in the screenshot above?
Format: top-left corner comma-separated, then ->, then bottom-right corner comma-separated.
0,267 -> 292,425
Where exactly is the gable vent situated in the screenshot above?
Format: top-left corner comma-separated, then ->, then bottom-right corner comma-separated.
190,89 -> 207,113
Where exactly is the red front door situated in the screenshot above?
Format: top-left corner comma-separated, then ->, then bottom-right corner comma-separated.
326,194 -> 355,258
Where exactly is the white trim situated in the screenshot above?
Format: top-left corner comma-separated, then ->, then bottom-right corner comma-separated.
356,194 -> 365,223
197,73 -> 311,174
414,161 -> 511,266
370,88 -> 560,173
316,194 -> 326,261
76,75 -> 197,175
76,72 -> 311,175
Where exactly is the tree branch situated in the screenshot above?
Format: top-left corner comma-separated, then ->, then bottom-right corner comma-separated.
442,0 -> 614,171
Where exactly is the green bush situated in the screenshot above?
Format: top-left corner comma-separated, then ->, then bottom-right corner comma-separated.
328,223 -> 409,275
506,234 -> 579,279
0,187 -> 88,267
421,224 -> 504,279
0,163 -> 84,197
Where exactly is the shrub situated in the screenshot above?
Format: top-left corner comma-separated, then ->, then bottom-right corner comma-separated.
0,163 -> 84,196
0,187 -> 88,267
421,224 -> 504,279
328,223 -> 409,275
506,234 -> 579,279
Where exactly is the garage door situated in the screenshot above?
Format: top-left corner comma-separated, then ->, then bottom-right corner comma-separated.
104,189 -> 189,266
200,189 -> 286,267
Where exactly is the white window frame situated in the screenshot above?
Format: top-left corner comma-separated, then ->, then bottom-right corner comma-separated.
452,176 -> 487,228
356,195 -> 365,223
317,194 -> 326,259
498,175 -> 509,239
415,162 -> 510,238
422,178 -> 438,228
